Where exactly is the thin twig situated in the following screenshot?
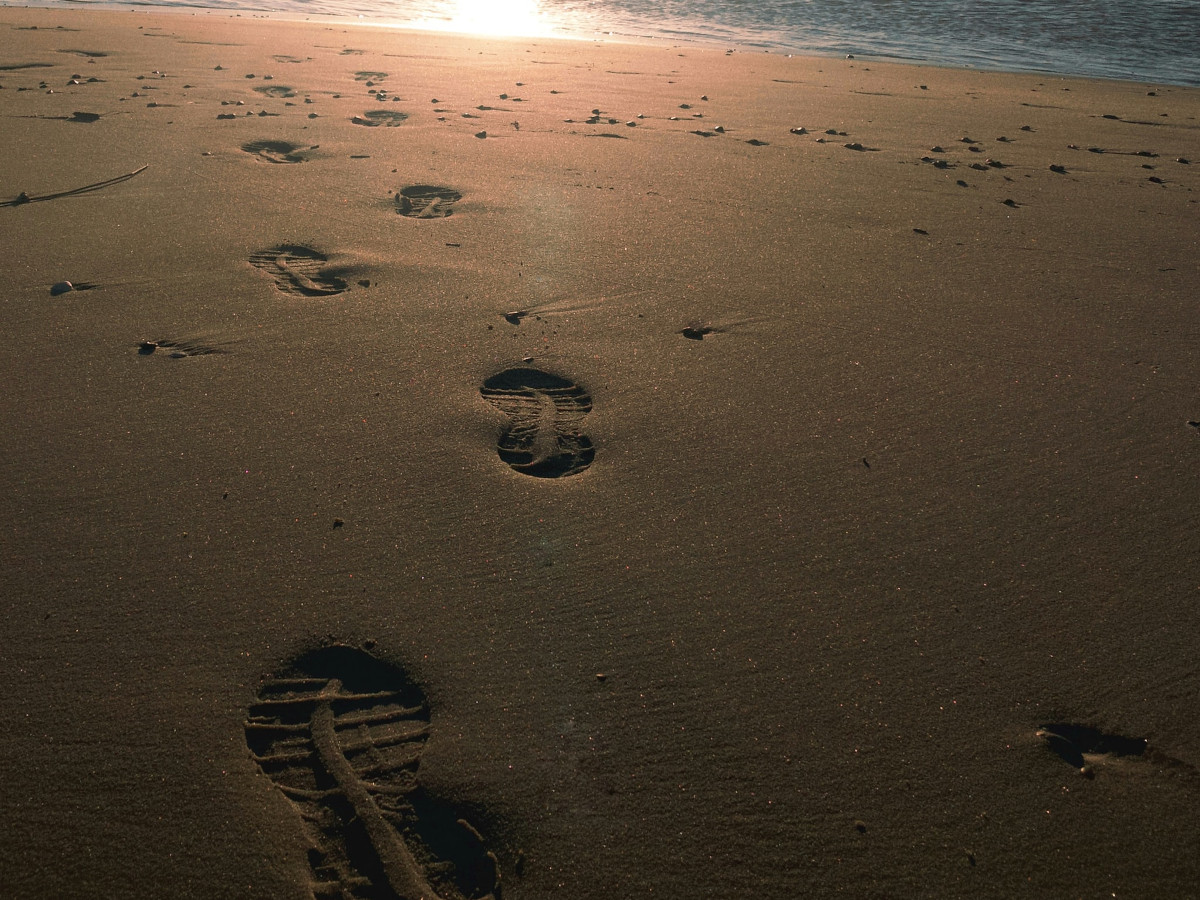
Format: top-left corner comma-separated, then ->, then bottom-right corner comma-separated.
2,164 -> 149,207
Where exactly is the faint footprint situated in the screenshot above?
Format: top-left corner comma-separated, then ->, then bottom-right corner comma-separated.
352,109 -> 409,127
249,245 -> 348,296
246,644 -> 501,900
241,140 -> 314,164
137,338 -> 225,357
394,185 -> 462,218
253,84 -> 297,98
480,367 -> 595,478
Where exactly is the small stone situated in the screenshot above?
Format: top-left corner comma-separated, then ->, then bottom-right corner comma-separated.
1049,164 -> 1066,173
475,131 -> 487,139
790,126 -> 807,135
50,281 -> 74,296
714,125 -> 725,133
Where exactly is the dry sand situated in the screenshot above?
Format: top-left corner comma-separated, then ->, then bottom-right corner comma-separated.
1,7 -> 1198,898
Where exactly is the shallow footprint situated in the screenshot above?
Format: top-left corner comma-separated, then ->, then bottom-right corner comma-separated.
249,245 -> 347,296
253,84 -> 296,98
394,184 -> 462,218
351,109 -> 409,127
480,367 -> 595,478
245,644 -> 501,900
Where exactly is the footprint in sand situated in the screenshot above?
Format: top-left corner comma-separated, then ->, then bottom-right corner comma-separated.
253,84 -> 297,99
480,368 -> 595,478
249,245 -> 348,296
246,644 -> 501,900
352,109 -> 408,127
1036,722 -> 1196,778
241,139 -> 314,164
1038,723 -> 1147,774
394,185 -> 462,218
137,338 -> 225,358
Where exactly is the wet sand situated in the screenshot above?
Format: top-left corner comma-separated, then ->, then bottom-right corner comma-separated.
2,7 -> 1199,898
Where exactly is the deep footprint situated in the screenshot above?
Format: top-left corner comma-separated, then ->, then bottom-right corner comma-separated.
246,644 -> 500,900
1038,723 -> 1148,771
241,140 -> 312,164
249,245 -> 348,296
394,185 -> 462,218
480,367 -> 595,478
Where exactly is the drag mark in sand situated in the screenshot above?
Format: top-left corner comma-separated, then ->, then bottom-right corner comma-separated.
481,368 -> 595,478
249,245 -> 348,296
246,644 -> 500,900
1,164 -> 146,206
393,185 -> 462,218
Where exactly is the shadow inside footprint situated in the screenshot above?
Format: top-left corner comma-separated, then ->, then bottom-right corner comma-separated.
394,185 -> 462,218
1039,723 -> 1148,770
481,367 -> 595,478
245,644 -> 501,900
249,245 -> 348,296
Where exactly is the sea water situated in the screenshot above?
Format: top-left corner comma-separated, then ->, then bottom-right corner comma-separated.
18,0 -> 1200,86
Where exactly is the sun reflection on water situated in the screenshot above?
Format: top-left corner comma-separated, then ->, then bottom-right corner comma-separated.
417,0 -> 554,38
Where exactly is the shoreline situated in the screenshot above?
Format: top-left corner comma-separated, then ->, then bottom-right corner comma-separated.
2,5 -> 1198,899
5,0 -> 1200,88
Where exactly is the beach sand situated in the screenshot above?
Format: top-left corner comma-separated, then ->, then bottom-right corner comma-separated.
1,7 -> 1198,898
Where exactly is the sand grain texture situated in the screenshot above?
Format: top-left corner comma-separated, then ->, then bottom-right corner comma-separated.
1,8 -> 1198,899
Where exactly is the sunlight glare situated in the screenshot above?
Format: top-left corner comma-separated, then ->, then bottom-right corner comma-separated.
444,0 -> 551,37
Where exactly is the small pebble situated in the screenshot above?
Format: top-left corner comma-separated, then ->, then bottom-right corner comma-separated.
474,130 -> 487,139
50,281 -> 74,296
